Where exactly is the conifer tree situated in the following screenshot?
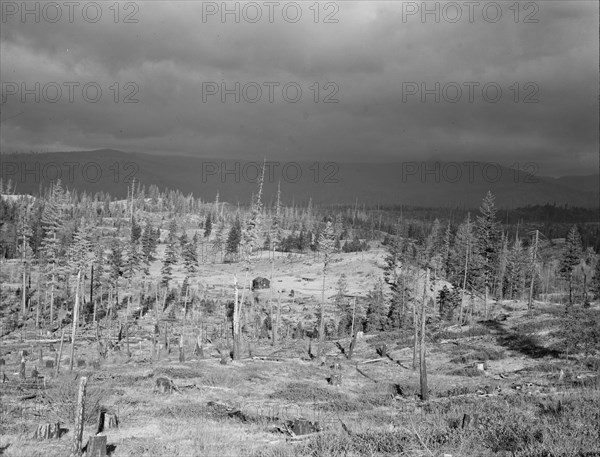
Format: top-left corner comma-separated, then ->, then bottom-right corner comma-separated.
505,236 -> 525,300
70,219 -> 94,276
212,218 -> 226,262
225,216 -> 242,260
440,222 -> 453,279
204,213 -> 213,238
183,232 -> 199,276
366,278 -> 387,332
270,180 -> 283,254
40,180 -> 67,325
591,255 -> 600,300
130,216 -> 142,244
141,219 -> 157,274
560,225 -> 583,309
474,191 -> 501,299
107,237 -> 124,313
161,219 -> 179,288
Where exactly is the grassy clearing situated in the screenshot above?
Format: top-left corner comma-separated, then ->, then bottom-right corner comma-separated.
2,298 -> 600,456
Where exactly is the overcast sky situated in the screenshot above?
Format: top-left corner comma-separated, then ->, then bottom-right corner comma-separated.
1,1 -> 598,176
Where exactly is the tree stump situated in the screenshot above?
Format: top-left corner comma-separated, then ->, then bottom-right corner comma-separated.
461,413 -> 478,429
77,359 -> 86,368
329,373 -> 343,386
286,418 -> 322,435
45,360 -> 55,369
97,408 -> 119,433
155,377 -> 175,394
33,422 -> 61,439
86,435 -> 107,457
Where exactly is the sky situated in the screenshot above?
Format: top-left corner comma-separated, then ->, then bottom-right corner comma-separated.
1,0 -> 598,177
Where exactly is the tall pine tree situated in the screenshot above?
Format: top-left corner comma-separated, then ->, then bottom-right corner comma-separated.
161,219 -> 179,288
560,225 -> 583,309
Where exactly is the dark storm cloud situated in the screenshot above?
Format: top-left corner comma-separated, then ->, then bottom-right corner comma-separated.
1,1 -> 597,176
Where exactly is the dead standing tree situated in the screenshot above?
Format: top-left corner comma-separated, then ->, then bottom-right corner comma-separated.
419,268 -> 430,401
69,270 -> 81,372
232,162 -> 265,360
317,220 -> 336,358
70,376 -> 87,457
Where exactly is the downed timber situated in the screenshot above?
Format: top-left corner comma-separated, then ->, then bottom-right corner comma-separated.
355,364 -> 380,383
286,432 -> 323,442
251,356 -> 284,362
358,358 -> 387,365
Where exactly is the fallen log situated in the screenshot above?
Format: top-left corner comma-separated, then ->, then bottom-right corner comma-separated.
355,364 -> 380,383
359,358 -> 387,365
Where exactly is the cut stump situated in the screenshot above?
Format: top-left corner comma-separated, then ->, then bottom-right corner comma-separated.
33,422 -> 61,440
86,435 -> 107,457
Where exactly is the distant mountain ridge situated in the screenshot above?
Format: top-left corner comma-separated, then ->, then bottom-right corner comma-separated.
1,149 -> 598,208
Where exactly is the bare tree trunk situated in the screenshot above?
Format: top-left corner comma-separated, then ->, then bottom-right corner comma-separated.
410,267 -> 417,369
233,275 -> 241,360
125,296 -> 131,358
69,271 -> 81,372
401,274 -> 406,326
164,322 -> 169,353
319,270 -> 326,357
89,265 -> 94,307
484,285 -> 489,320
70,376 -> 87,457
528,230 -> 539,315
276,289 -> 282,345
568,272 -> 573,309
56,329 -> 65,375
50,273 -> 55,329
350,297 -> 356,337
412,301 -> 418,369
35,294 -> 40,336
93,294 -> 97,325
179,333 -> 185,362
22,238 -> 27,315
583,269 -> 588,305
420,268 -> 429,401
269,260 -> 275,346
459,241 -> 469,325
